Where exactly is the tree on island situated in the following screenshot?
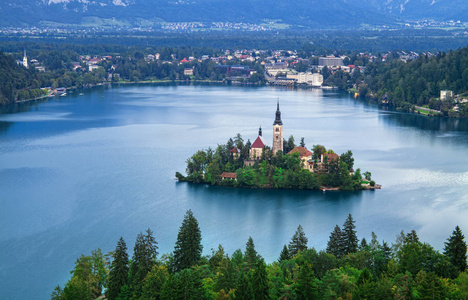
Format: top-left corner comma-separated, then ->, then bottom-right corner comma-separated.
288,225 -> 308,257
106,237 -> 129,300
173,210 -> 203,272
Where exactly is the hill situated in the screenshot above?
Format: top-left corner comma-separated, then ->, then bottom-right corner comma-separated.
3,0 -> 466,29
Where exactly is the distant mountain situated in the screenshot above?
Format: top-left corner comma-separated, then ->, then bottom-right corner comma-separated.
1,0 -> 466,28
345,0 -> 468,21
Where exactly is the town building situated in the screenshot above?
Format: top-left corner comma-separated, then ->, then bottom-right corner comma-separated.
440,90 -> 453,101
318,56 -> 343,67
23,50 -> 28,69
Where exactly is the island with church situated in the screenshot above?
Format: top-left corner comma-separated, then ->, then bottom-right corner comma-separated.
176,102 -> 379,191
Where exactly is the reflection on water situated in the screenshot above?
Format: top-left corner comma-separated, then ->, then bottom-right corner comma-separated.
382,110 -> 468,132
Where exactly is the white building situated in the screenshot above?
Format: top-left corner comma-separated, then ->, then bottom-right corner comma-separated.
311,73 -> 323,87
286,72 -> 323,86
440,90 -> 453,101
318,56 -> 343,67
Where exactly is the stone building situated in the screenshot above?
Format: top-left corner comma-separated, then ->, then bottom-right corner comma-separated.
272,101 -> 283,155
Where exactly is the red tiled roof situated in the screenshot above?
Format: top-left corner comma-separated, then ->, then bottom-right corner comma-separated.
288,147 -> 312,157
324,153 -> 340,161
230,147 -> 239,153
221,172 -> 237,179
251,136 -> 266,149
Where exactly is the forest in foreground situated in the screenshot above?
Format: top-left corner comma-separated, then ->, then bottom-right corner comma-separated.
51,210 -> 468,300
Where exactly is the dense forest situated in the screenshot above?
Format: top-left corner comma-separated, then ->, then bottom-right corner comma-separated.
176,135 -> 371,191
324,46 -> 468,117
51,210 -> 468,300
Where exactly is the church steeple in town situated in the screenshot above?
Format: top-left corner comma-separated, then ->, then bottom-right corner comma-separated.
23,49 -> 28,69
272,100 -> 283,155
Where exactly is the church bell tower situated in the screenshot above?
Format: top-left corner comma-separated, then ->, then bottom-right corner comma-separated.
272,100 -> 283,155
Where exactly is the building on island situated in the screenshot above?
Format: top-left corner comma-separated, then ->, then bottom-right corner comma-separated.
288,146 -> 313,171
249,127 -> 267,160
272,101 -> 283,155
242,101 -> 340,174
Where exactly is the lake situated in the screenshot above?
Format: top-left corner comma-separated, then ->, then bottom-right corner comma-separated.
0,84 -> 467,299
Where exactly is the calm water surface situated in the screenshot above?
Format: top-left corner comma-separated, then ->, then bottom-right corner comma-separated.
1,84 -> 468,299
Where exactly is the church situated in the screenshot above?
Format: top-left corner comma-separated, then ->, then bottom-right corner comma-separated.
243,101 -> 340,172
244,101 -> 284,166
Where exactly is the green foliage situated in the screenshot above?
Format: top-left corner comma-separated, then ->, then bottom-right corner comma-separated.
342,214 -> 359,256
288,225 -> 308,257
173,210 -> 203,272
278,245 -> 290,263
181,134 -> 365,190
54,218 -> 468,300
107,237 -> 129,300
130,229 -> 158,298
444,226 -> 468,273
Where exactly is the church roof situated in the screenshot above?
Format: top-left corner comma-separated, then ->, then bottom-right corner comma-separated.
288,147 -> 312,157
251,135 -> 267,149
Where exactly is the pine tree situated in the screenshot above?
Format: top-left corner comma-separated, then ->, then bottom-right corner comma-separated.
326,225 -> 343,258
130,229 -> 158,298
444,226 -> 467,272
288,225 -> 308,257
235,271 -> 252,300
107,237 -> 129,300
245,236 -> 259,270
252,259 -> 269,300
278,244 -> 290,262
295,263 -> 318,300
341,214 -> 358,255
173,209 -> 203,272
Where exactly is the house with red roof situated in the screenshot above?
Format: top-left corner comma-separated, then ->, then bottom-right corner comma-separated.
288,146 -> 313,171
221,172 -> 237,181
230,147 -> 240,159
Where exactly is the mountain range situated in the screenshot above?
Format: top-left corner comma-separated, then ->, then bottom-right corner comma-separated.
1,0 -> 467,29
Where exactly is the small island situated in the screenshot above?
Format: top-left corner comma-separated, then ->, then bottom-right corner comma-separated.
176,102 -> 379,191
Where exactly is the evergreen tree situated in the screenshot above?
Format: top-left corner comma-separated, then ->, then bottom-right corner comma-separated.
341,214 -> 358,255
141,265 -> 169,300
245,236 -> 259,270
235,271 -> 252,300
288,225 -> 308,257
326,225 -> 343,258
278,244 -> 290,263
173,209 -> 203,272
107,237 -> 129,300
130,229 -> 158,298
444,226 -> 467,273
360,237 -> 368,250
252,259 -> 269,300
295,263 -> 318,300
300,137 -> 305,147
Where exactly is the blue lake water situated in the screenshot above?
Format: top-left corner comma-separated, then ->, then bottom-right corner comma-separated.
0,84 -> 468,299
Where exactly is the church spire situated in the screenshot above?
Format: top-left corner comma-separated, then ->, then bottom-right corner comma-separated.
259,126 -> 262,136
273,99 -> 283,125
